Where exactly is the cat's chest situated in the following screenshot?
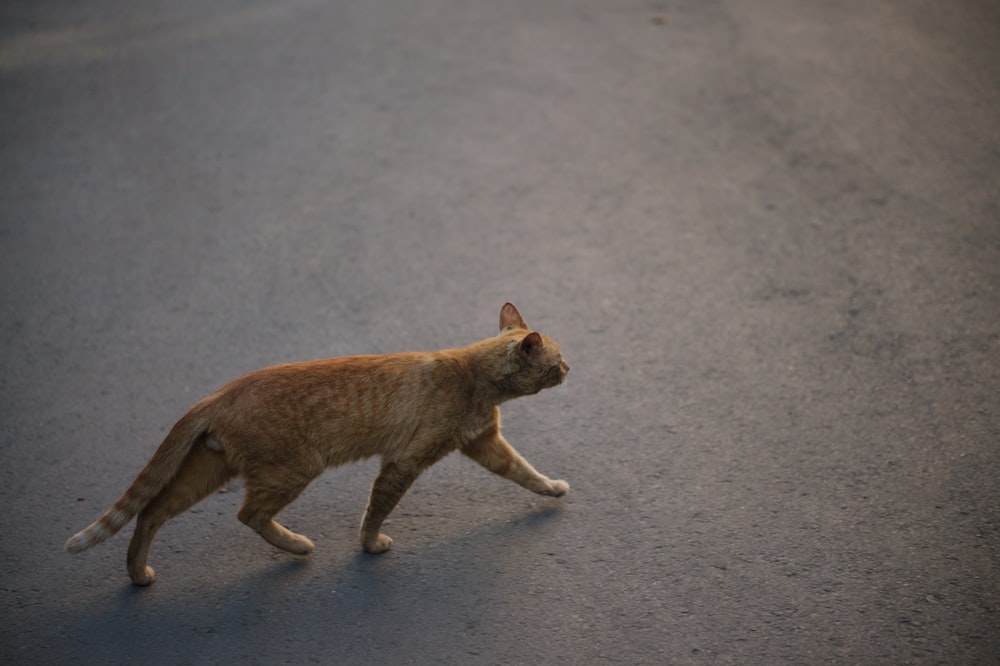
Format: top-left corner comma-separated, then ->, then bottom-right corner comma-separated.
454,406 -> 500,445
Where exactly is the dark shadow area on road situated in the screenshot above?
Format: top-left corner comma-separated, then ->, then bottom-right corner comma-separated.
46,503 -> 567,664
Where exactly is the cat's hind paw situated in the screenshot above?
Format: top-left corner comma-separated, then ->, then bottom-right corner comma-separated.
286,535 -> 315,556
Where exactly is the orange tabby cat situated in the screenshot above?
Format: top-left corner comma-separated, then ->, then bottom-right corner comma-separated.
65,303 -> 569,585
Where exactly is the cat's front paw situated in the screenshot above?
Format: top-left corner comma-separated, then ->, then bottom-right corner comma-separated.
362,533 -> 393,554
540,479 -> 569,497
129,565 -> 156,586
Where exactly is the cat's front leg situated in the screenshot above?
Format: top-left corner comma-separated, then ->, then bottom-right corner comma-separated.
360,460 -> 420,553
461,431 -> 569,497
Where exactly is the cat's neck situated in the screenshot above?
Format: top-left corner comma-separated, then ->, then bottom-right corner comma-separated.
440,335 -> 522,405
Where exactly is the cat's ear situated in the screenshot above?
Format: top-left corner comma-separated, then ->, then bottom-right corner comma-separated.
500,303 -> 529,331
519,331 -> 543,356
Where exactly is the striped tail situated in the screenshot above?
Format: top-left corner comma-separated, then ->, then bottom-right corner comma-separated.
65,406 -> 210,554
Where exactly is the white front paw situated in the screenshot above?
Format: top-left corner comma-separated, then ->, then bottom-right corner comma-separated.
542,479 -> 569,497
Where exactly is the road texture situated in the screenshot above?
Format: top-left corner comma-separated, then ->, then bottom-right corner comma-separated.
2,1 -> 998,664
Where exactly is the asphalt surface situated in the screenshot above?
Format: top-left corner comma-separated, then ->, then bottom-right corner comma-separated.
2,1 -> 998,664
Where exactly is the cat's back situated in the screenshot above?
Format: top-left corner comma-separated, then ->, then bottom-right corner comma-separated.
204,350 -> 489,460
214,352 -> 439,410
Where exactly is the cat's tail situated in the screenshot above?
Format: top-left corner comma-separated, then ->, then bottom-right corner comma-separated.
64,401 -> 213,554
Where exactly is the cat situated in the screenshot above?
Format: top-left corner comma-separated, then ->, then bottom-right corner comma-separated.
65,303 -> 569,585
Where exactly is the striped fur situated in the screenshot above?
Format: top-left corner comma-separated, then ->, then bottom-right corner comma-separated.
65,303 -> 569,586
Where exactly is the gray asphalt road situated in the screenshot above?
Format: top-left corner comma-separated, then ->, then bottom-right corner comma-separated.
2,1 -> 998,664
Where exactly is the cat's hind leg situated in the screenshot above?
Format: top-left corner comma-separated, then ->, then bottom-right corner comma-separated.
127,443 -> 236,586
238,477 -> 315,556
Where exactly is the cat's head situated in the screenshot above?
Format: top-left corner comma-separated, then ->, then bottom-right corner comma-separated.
499,303 -> 569,395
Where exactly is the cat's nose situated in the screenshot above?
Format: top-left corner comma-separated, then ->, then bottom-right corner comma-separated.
560,361 -> 569,375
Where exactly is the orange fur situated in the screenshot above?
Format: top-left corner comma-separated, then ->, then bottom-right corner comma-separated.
65,303 -> 569,585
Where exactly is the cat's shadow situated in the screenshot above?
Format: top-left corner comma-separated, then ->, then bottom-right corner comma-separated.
347,500 -> 565,564
105,502 -> 566,631
346,500 -> 566,579
64,506 -> 564,663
